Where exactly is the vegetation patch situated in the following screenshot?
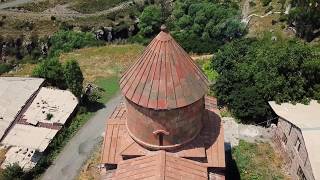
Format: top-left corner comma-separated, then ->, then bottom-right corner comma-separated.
212,35 -> 320,123
95,76 -> 119,103
60,44 -> 144,82
232,140 -> 288,180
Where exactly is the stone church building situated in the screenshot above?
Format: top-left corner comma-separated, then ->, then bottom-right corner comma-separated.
100,27 -> 226,180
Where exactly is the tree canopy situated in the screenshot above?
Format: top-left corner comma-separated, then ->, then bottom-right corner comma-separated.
288,0 -> 320,41
212,36 -> 320,122
32,58 -> 65,87
137,5 -> 162,38
169,0 -> 246,53
64,59 -> 84,98
134,0 -> 246,53
49,30 -> 102,57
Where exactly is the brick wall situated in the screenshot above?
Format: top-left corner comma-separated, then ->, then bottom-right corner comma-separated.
125,97 -> 204,149
273,118 -> 315,180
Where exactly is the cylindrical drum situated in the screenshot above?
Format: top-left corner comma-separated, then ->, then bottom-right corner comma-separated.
125,97 -> 204,150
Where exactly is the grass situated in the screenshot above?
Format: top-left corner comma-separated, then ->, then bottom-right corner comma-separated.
1,63 -> 36,77
232,140 -> 288,180
0,13 -> 59,37
95,76 -> 119,103
59,44 -> 144,83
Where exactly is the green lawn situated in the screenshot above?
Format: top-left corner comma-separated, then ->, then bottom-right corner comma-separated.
232,140 -> 288,180
95,76 -> 120,103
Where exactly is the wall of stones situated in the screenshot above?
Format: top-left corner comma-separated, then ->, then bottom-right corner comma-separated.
273,118 -> 314,180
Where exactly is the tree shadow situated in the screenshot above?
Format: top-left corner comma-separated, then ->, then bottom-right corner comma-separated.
225,143 -> 241,180
85,101 -> 106,113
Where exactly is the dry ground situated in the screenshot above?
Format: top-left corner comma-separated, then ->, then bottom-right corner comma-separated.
59,44 -> 144,83
78,143 -> 102,180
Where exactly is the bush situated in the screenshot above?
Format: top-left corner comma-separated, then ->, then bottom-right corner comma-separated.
0,163 -> 24,180
49,30 -> 103,57
261,0 -> 272,6
50,16 -> 56,21
32,58 -> 65,87
279,14 -> 288,22
46,113 -> 53,120
0,64 -> 13,74
249,1 -> 256,7
265,5 -> 273,13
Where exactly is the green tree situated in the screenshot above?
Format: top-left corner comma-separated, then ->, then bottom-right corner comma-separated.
32,58 -> 65,87
0,163 -> 24,180
63,59 -> 84,98
212,36 -> 320,122
288,0 -> 320,41
138,5 -> 162,37
49,30 -> 102,57
170,0 -> 246,53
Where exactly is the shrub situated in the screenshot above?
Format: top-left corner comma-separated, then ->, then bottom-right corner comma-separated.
49,30 -> 102,57
0,64 -> 13,74
265,5 -> 273,13
261,0 -> 272,6
50,16 -> 56,21
32,58 -> 65,87
46,113 -> 53,120
0,163 -> 24,180
249,1 -> 256,7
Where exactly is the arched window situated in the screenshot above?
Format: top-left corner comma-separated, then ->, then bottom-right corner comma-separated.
153,130 -> 169,146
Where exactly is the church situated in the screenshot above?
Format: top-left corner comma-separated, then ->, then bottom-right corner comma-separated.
100,26 -> 225,180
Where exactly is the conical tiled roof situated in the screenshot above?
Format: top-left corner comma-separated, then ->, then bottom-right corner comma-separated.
120,29 -> 209,109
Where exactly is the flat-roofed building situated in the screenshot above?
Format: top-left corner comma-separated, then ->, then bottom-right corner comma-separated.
0,85 -> 78,170
0,77 -> 44,139
270,100 -> 320,180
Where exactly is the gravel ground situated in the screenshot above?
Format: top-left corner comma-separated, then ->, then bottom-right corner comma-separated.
223,117 -> 275,150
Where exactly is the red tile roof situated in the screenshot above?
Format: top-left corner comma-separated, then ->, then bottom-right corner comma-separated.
120,30 -> 209,109
101,97 -> 225,168
114,151 -> 208,180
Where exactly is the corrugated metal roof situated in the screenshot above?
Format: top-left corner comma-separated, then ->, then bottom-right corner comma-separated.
114,151 -> 208,180
120,30 -> 209,109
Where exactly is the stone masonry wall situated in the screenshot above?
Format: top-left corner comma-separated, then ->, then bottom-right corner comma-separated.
125,97 -> 204,149
273,118 -> 314,180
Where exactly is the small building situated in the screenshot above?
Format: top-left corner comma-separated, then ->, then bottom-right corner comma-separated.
269,100 -> 320,180
101,27 -> 225,179
0,77 -> 44,140
0,84 -> 78,170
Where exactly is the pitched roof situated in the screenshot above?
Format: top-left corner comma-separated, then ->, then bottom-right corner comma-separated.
120,30 -> 209,109
101,97 -> 225,168
114,151 -> 208,180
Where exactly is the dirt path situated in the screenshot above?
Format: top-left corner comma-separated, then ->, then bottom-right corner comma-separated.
0,0 -> 35,10
0,0 -> 137,20
41,94 -> 122,180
